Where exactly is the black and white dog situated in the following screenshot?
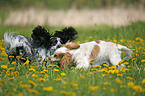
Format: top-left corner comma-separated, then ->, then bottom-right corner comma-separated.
4,26 -> 77,64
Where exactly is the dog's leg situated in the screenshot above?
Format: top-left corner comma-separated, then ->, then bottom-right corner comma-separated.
75,59 -> 90,69
109,54 -> 124,67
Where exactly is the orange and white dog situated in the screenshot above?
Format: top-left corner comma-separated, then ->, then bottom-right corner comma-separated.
49,40 -> 133,69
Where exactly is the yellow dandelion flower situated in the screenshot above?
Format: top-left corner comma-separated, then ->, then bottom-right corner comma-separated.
133,85 -> 143,92
117,74 -> 123,77
29,68 -> 35,72
28,80 -> 36,87
32,74 -> 38,77
109,88 -> 115,92
142,79 -> 145,84
71,67 -> 75,69
141,59 -> 145,62
103,82 -> 110,85
70,81 -> 79,88
89,86 -> 100,92
61,72 -> 66,76
90,62 -> 94,65
127,82 -> 134,88
9,56 -> 14,58
89,36 -> 92,39
1,65 -> 7,69
95,65 -> 101,68
43,70 -> 48,72
54,77 -> 62,81
103,64 -> 109,67
38,78 -> 46,82
60,90 -> 68,95
124,62 -> 129,65
120,85 -> 126,88
20,84 -> 30,88
43,86 -> 54,92
54,69 -> 59,72
85,40 -> 88,42
120,39 -> 125,42
115,78 -> 122,84
126,77 -> 134,81
16,56 -> 20,58
28,89 -> 40,94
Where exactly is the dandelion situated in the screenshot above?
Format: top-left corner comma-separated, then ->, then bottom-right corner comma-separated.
103,64 -> 109,67
54,69 -> 59,72
89,36 -> 92,39
32,74 -> 38,77
126,77 -> 134,81
1,65 -> 7,69
28,89 -> 40,95
43,86 -> 55,92
60,90 -> 68,95
38,78 -> 46,82
71,67 -> 75,69
141,59 -> 145,62
115,78 -> 122,84
11,61 -> 17,65
20,84 -> 30,88
103,82 -> 110,85
120,85 -> 126,88
120,39 -> 125,42
70,81 -> 79,88
127,82 -> 134,88
109,88 -> 115,92
124,62 -> 129,65
95,65 -> 101,68
61,72 -> 66,76
117,74 -> 123,77
89,86 -> 100,92
23,60 -> 30,66
29,68 -> 35,72
54,77 -> 62,81
28,80 -> 36,87
142,79 -> 145,84
132,58 -> 137,61
90,62 -> 94,65
133,85 -> 143,92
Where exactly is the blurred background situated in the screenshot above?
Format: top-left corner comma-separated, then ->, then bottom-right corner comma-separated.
0,0 -> 145,27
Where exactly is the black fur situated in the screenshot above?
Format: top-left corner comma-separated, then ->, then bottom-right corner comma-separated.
53,27 -> 78,44
31,26 -> 52,48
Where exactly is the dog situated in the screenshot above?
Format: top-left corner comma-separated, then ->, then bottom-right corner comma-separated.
4,26 -> 78,64
49,40 -> 133,69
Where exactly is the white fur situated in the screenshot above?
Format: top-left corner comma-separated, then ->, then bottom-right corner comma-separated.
50,40 -> 133,69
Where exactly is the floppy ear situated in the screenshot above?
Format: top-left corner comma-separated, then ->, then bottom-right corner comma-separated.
59,52 -> 72,69
65,42 -> 80,50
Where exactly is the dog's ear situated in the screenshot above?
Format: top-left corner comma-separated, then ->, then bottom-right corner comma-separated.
59,52 -> 72,69
53,27 -> 78,44
65,42 -> 80,50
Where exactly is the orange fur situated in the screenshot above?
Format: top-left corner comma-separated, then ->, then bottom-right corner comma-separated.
89,45 -> 100,61
64,42 -> 80,50
59,52 -> 72,69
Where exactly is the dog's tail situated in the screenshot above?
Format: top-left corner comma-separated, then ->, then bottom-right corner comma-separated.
117,44 -> 133,60
53,27 -> 78,44
4,32 -> 13,50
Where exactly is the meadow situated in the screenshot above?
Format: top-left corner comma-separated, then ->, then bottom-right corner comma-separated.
0,22 -> 145,96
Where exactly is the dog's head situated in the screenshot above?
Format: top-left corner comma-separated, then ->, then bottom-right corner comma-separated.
49,42 -> 80,69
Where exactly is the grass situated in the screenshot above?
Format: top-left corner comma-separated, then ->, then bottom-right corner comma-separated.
0,22 -> 145,96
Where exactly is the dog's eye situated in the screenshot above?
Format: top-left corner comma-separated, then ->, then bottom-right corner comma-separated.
54,54 -> 58,57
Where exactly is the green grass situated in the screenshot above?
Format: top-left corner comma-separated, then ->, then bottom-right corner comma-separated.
0,22 -> 145,96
